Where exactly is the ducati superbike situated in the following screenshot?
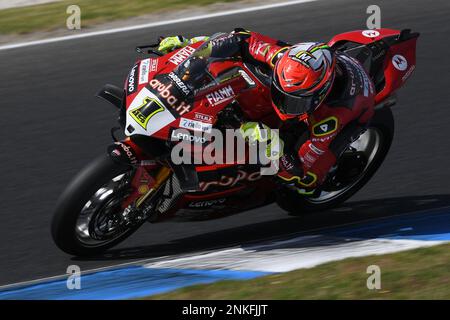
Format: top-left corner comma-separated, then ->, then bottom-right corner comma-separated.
51,29 -> 419,256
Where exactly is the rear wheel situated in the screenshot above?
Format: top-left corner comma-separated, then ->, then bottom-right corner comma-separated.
276,107 -> 394,215
51,155 -> 145,256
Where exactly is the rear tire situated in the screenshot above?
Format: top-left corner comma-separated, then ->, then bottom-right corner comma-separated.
276,107 -> 394,215
51,155 -> 142,256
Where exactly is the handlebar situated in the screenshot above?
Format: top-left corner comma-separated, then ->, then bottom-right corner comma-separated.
135,36 -> 166,56
135,44 -> 163,56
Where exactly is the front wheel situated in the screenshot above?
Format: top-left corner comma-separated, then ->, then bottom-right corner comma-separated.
276,107 -> 394,215
51,155 -> 144,256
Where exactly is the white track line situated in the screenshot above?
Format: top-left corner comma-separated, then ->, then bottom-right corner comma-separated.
0,0 -> 317,51
144,238 -> 447,272
1,205 -> 449,291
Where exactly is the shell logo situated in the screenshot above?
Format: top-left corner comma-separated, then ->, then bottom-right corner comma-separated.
138,185 -> 150,194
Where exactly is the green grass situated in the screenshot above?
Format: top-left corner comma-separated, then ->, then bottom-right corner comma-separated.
0,0 -> 240,35
148,243 -> 450,299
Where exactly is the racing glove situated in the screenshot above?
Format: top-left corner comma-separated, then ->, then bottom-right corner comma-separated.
158,36 -> 189,54
239,122 -> 284,161
158,36 -> 209,54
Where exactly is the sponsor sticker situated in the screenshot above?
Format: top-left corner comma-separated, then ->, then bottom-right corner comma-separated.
138,185 -> 150,194
168,72 -> 191,96
199,170 -> 261,191
150,59 -> 158,72
194,112 -> 213,123
280,155 -> 294,171
210,33 -> 234,46
139,59 -> 150,84
148,78 -> 192,115
180,117 -> 212,133
129,97 -> 165,130
171,130 -> 207,144
362,30 -> 380,38
115,142 -> 138,165
169,46 -> 196,65
188,198 -> 226,208
402,64 -> 415,82
127,64 -> 138,94
392,54 -> 408,71
309,143 -> 325,155
252,42 -> 270,56
206,85 -> 235,106
126,87 -> 176,136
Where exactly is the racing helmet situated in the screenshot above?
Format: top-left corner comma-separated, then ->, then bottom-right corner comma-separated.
271,42 -> 336,117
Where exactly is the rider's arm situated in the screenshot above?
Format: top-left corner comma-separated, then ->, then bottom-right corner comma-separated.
239,29 -> 290,68
158,29 -> 290,68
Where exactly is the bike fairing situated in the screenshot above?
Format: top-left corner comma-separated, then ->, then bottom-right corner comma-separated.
156,30 -> 376,192
50,28 -> 419,255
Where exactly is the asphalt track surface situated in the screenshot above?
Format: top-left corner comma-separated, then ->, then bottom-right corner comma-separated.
1,0 -> 450,286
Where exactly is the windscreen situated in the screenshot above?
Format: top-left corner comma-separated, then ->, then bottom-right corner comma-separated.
172,32 -> 242,93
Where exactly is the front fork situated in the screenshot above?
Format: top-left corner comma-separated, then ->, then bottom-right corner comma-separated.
98,83 -> 174,216
107,139 -> 172,217
107,135 -> 201,216
135,166 -> 171,208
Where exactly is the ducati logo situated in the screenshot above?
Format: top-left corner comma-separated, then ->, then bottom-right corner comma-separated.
312,116 -> 338,137
392,54 -> 408,71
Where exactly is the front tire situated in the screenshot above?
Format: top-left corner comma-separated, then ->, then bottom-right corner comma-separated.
276,107 -> 394,215
51,155 -> 142,256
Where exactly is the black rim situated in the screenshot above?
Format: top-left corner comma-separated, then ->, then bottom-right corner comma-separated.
305,127 -> 383,204
75,172 -> 136,247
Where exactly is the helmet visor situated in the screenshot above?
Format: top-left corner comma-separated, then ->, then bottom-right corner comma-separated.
271,80 -> 318,116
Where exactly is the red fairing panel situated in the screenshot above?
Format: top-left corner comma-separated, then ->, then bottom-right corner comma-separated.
329,28 -> 418,104
377,35 -> 418,104
328,28 -> 401,46
125,42 -> 204,104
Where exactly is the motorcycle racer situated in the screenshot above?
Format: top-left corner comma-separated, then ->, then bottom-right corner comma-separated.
158,29 -> 375,195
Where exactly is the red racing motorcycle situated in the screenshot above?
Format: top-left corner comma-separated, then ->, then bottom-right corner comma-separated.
52,29 -> 419,256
